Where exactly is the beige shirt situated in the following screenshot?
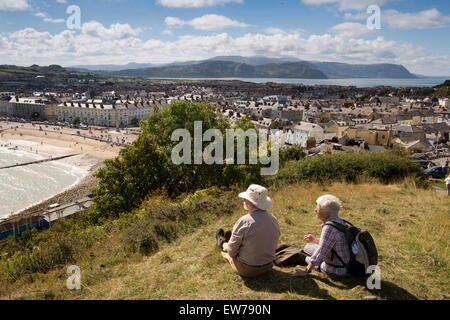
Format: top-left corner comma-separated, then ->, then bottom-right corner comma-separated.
224,208 -> 280,266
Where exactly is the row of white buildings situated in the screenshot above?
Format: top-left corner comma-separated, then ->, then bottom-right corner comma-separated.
55,100 -> 156,127
0,95 -> 161,127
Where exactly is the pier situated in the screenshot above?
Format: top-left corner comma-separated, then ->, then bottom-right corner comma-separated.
0,153 -> 80,170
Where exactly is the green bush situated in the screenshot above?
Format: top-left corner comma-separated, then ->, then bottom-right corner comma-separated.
280,146 -> 306,165
267,151 -> 428,188
123,189 -> 238,256
124,220 -> 160,256
0,218 -> 109,284
0,237 -> 75,282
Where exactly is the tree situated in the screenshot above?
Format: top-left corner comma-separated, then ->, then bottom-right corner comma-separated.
72,117 -> 80,127
89,134 -> 170,223
88,101 -> 263,223
130,117 -> 139,127
280,146 -> 306,164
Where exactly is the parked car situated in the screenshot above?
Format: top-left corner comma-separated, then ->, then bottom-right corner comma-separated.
424,166 -> 449,179
425,152 -> 436,159
435,149 -> 449,156
411,153 -> 427,160
413,160 -> 440,169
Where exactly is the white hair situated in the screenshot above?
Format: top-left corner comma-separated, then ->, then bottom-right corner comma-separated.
316,195 -> 341,217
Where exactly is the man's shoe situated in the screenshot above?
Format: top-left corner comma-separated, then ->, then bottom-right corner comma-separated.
215,229 -> 225,248
219,240 -> 227,251
224,230 -> 232,242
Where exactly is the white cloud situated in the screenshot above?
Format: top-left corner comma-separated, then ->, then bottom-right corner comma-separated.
165,17 -> 185,28
342,7 -> 450,30
265,27 -> 288,35
35,12 -> 65,24
0,21 -> 449,76
0,0 -> 29,11
343,12 -> 367,20
301,0 -> 390,12
165,14 -> 249,31
330,22 -> 374,39
81,21 -> 143,39
384,8 -> 450,30
157,0 -> 243,8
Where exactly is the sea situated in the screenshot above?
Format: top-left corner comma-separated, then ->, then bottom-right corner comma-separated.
0,147 -> 88,219
149,77 -> 449,88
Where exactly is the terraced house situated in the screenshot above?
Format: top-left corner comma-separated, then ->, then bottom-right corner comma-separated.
285,121 -> 325,147
56,100 -> 154,128
6,96 -> 58,121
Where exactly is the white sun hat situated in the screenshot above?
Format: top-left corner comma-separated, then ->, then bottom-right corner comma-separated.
238,184 -> 272,211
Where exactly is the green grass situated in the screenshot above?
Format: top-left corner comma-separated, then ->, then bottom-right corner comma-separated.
434,180 -> 447,190
0,182 -> 448,300
0,68 -> 40,75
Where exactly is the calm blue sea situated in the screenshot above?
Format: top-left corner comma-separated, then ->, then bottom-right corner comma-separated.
148,77 -> 449,88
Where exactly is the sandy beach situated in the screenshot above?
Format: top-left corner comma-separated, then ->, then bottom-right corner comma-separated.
0,121 -> 139,217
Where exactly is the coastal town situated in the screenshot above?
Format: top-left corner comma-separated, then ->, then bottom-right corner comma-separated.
1,78 -> 449,154
2,77 -> 448,236
1,0 -> 450,304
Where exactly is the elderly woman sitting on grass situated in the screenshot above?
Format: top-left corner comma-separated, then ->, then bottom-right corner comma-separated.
293,195 -> 351,280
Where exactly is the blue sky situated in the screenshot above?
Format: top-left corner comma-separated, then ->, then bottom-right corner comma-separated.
0,0 -> 449,75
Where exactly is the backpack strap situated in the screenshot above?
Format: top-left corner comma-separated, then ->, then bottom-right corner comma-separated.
330,249 -> 347,268
323,221 -> 350,268
342,219 -> 354,227
324,221 -> 349,233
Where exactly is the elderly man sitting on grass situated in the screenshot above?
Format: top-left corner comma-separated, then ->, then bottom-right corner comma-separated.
216,184 -> 280,278
293,195 -> 351,280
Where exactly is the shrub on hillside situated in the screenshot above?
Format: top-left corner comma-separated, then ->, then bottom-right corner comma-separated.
0,221 -> 108,283
124,220 -> 160,256
123,189 -> 238,256
0,237 -> 75,282
280,145 -> 306,165
267,151 -> 428,187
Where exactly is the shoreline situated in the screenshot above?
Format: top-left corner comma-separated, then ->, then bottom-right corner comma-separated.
10,161 -> 102,218
0,122 -> 130,218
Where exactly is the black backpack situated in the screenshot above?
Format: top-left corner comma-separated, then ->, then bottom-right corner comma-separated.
325,220 -> 378,277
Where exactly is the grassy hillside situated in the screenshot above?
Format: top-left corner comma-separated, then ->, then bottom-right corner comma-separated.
1,182 -> 448,300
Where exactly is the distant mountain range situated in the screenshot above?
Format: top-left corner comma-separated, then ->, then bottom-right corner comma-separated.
106,61 -> 327,79
68,56 -> 418,79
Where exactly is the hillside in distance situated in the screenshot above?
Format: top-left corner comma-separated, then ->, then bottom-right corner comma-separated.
208,56 -> 417,78
69,62 -> 157,72
109,60 -> 328,79
93,56 -> 417,79
305,61 -> 417,79
0,64 -> 98,90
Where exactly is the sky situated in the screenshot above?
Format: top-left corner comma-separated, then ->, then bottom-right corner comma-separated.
0,0 -> 449,76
